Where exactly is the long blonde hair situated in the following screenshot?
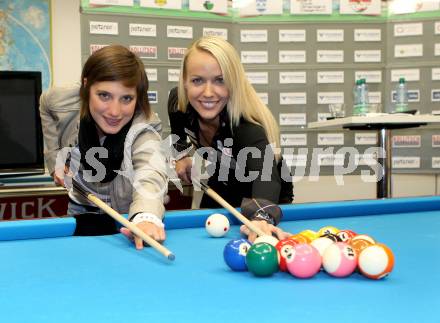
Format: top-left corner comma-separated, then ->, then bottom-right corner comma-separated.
178,36 -> 280,160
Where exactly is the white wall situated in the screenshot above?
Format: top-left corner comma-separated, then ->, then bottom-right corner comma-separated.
50,0 -> 81,86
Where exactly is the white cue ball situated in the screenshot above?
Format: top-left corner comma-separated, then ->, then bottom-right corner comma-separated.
254,235 -> 279,247
205,213 -> 230,238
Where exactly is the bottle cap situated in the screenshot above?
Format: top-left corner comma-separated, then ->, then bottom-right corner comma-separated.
399,77 -> 405,84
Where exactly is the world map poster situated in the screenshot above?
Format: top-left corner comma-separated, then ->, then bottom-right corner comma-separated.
0,0 -> 51,89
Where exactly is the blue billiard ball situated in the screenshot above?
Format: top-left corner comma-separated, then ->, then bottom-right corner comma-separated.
223,238 -> 252,271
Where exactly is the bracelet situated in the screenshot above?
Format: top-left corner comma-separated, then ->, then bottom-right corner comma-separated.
130,212 -> 165,228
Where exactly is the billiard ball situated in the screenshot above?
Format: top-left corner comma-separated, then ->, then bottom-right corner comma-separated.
320,233 -> 342,242
318,226 -> 339,236
299,229 -> 319,242
275,238 -> 299,272
205,213 -> 230,237
310,236 -> 335,257
350,237 -> 373,256
351,234 -> 375,244
337,230 -> 357,242
358,243 -> 394,280
223,238 -> 252,271
322,242 -> 357,277
289,234 -> 310,244
286,243 -> 321,279
254,235 -> 279,247
246,242 -> 279,277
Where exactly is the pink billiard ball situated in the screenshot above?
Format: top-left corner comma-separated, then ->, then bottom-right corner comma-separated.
275,238 -> 299,272
286,243 -> 321,279
322,242 -> 357,277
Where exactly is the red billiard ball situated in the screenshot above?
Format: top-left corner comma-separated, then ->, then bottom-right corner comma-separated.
358,243 -> 394,280
223,238 -> 252,271
286,243 -> 321,279
336,230 -> 357,242
322,242 -> 357,277
275,238 -> 299,272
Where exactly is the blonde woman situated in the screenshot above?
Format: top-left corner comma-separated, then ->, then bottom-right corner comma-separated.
168,36 -> 293,241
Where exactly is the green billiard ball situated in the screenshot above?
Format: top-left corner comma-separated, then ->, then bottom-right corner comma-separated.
246,242 -> 279,277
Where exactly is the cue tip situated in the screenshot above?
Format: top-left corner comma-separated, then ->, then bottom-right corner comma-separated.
168,253 -> 176,261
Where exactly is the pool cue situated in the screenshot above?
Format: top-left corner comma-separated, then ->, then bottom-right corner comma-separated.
198,181 -> 266,237
72,180 -> 175,261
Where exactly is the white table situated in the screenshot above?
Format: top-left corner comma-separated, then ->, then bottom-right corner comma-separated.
308,114 -> 440,198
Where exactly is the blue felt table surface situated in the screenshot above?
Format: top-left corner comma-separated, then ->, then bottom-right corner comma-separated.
0,197 -> 439,323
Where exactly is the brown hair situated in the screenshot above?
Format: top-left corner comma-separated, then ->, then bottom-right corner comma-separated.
79,44 -> 150,120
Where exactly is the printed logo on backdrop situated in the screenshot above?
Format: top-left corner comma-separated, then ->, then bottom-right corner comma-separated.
279,51 -> 306,63
317,92 -> 344,104
189,0 -> 228,14
168,47 -> 186,60
279,113 -> 307,126
90,44 -> 108,54
139,0 -> 182,10
391,69 -> 420,82
340,0 -> 381,15
432,90 -> 440,102
432,157 -> 440,168
433,68 -> 440,81
145,69 -> 158,82
318,154 -> 345,166
355,153 -> 377,166
239,0 -> 283,16
432,135 -> 440,147
283,154 -> 308,167
203,28 -> 228,40
394,23 -> 423,37
392,90 -> 420,102
280,134 -> 307,146
147,91 -> 158,104
290,0 -> 333,15
168,69 -> 180,82
241,30 -> 268,43
129,24 -> 156,37
392,135 -> 421,148
317,133 -> 344,146
317,29 -> 344,42
129,45 -> 157,59
246,72 -> 268,84
392,157 -> 420,169
167,26 -> 193,39
394,44 -> 423,58
355,71 -> 382,83
354,29 -> 381,42
279,71 -> 307,84
280,92 -> 307,105
89,21 -> 118,35
317,50 -> 344,63
355,133 -> 377,145
279,29 -> 306,42
354,50 -> 381,63
241,51 -> 268,64
317,71 -> 344,84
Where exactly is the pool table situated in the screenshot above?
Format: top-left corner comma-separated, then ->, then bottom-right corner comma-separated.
1,196 -> 440,323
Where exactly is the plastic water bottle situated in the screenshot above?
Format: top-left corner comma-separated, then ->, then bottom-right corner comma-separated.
353,79 -> 369,116
395,78 -> 408,112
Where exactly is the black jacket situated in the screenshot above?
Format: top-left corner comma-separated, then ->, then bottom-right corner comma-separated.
168,87 -> 293,209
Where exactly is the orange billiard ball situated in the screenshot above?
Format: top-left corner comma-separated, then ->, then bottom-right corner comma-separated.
358,243 -> 395,280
